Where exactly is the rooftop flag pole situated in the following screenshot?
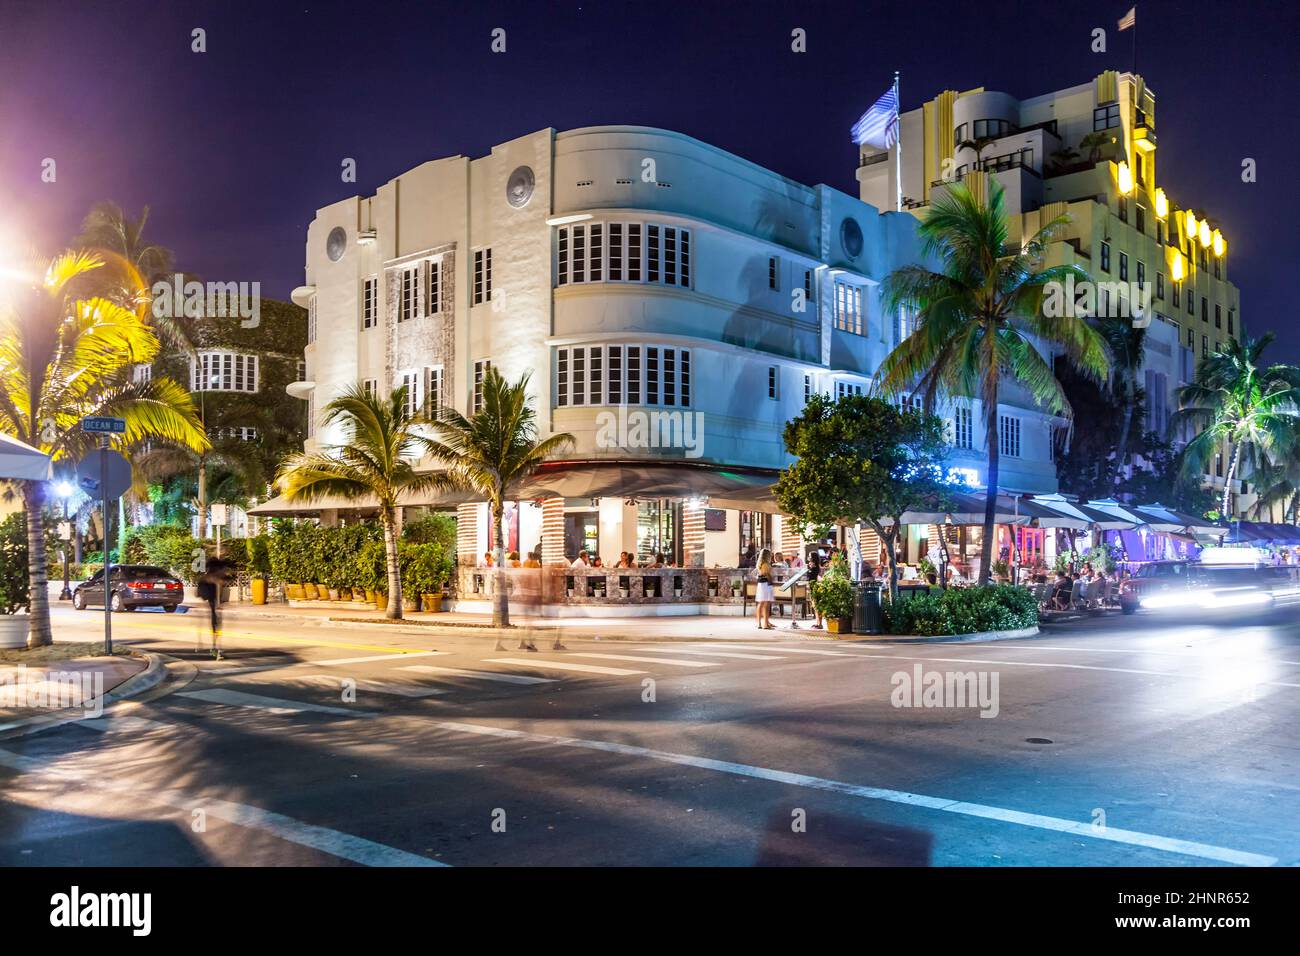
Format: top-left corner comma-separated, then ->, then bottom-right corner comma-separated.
851,78 -> 902,208
894,71 -> 902,212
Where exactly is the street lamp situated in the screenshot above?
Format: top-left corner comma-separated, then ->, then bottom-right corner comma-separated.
55,480 -> 75,600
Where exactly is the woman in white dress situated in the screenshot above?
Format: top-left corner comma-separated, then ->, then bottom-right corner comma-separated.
755,548 -> 776,630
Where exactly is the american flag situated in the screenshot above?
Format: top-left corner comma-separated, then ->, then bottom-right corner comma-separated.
1118,6 -> 1136,30
851,84 -> 899,149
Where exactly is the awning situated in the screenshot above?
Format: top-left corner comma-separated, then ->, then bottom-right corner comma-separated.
1133,502 -> 1226,537
1025,493 -> 1109,531
1225,521 -> 1300,545
1086,498 -> 1179,531
0,432 -> 52,481
517,461 -> 781,512
247,486 -> 478,517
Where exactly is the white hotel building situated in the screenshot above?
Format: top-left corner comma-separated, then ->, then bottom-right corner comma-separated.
270,125 -> 1062,594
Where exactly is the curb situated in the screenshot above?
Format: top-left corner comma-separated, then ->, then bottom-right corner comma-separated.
0,652 -> 182,740
840,625 -> 1041,645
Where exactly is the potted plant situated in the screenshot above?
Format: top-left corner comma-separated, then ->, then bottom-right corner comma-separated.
402,543 -> 451,613
0,513 -> 31,649
356,540 -> 387,610
673,576 -> 684,598
810,566 -> 854,636
730,578 -> 742,598
247,534 -> 270,605
707,577 -> 718,597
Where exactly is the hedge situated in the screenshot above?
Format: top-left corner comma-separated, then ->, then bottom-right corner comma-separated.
883,584 -> 1038,636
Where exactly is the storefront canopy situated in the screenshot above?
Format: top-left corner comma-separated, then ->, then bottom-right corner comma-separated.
247,486 -> 478,517
1132,502 -> 1226,538
1085,498 -> 1182,532
0,432 -> 52,481
1224,521 -> 1300,545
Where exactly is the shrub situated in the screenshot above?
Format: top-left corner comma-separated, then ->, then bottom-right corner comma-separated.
246,534 -> 271,578
809,557 -> 854,621
883,584 -> 1038,636
0,512 -> 30,615
400,542 -> 454,603
402,514 -> 456,550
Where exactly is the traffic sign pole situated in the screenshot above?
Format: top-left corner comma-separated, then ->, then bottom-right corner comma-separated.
101,434 -> 112,655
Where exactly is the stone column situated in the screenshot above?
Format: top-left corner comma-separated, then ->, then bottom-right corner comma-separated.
683,502 -> 706,567
456,502 -> 479,566
540,497 -> 566,566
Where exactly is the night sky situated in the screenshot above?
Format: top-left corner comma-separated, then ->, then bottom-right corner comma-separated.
2,0 -> 1297,361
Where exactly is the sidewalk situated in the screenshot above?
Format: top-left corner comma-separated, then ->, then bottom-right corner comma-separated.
0,654 -> 148,728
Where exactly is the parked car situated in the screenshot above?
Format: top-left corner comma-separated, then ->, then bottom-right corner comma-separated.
1119,559 -> 1300,614
73,565 -> 185,612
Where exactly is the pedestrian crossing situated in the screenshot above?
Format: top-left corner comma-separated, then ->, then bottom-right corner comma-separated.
147,639 -> 884,725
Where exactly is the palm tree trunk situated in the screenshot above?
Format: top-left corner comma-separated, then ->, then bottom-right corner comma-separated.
981,395 -> 1001,588
883,528 -> 899,605
382,507 -> 402,620
197,455 -> 208,539
23,481 -> 53,648
1115,382 -> 1135,478
1222,443 -> 1242,517
490,497 -> 512,632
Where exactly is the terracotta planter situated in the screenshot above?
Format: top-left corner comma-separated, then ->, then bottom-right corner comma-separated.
286,583 -> 305,601
421,593 -> 443,613
352,589 -> 367,603
402,596 -> 419,612
826,617 -> 853,635
338,587 -> 352,601
328,588 -> 341,602
251,578 -> 267,605
374,592 -> 388,610
303,583 -> 319,600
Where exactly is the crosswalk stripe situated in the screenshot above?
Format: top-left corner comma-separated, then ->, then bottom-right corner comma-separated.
568,653 -> 719,668
483,658 -> 646,676
307,651 -> 451,666
691,643 -> 853,657
631,648 -> 787,661
398,665 -> 555,685
178,688 -> 373,716
296,676 -> 447,698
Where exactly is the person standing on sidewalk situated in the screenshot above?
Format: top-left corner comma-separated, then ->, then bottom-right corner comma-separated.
754,548 -> 776,630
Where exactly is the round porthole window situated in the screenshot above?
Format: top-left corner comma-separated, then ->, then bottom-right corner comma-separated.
506,165 -> 536,208
840,217 -> 864,259
325,226 -> 347,262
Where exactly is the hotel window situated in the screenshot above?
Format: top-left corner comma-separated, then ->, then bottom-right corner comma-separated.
1186,328 -> 1194,350
1118,198 -> 1127,224
767,366 -> 779,400
998,415 -> 1021,458
1099,241 -> 1110,272
473,249 -> 492,304
804,270 -> 813,302
1172,283 -> 1180,308
647,226 -> 660,282
362,276 -> 378,329
589,224 -> 603,282
362,378 -> 378,399
557,222 -> 689,288
1156,221 -> 1164,246
1214,304 -> 1222,329
399,371 -> 420,420
607,224 -> 623,281
1201,297 -> 1208,323
1136,260 -> 1145,286
628,224 -> 642,281
768,256 -> 780,291
803,374 -> 812,403
951,404 -> 973,450
835,381 -> 864,400
1215,452 -> 1223,477
192,352 -> 258,393
1136,204 -> 1145,234
1202,335 -> 1209,358
1135,155 -> 1145,187
307,298 -> 317,343
1199,247 -> 1207,270
297,360 -> 306,381
1119,252 -> 1128,281
557,227 -> 569,285
133,363 -> 152,385
426,259 -> 440,315
834,281 -> 864,335
473,359 -> 491,413
399,265 -> 419,322
1187,289 -> 1195,315
555,345 -> 691,408
1214,257 -> 1221,279
426,366 -> 443,419
1156,272 -> 1164,300
1093,103 -> 1120,131
1228,309 -> 1235,335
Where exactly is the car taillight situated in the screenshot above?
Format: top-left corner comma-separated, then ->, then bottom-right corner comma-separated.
125,581 -> 151,589
165,582 -> 182,589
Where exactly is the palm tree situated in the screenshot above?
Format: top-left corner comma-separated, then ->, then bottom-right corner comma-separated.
1079,132 -> 1113,164
0,249 -> 208,646
73,202 -> 189,352
1098,315 -> 1147,478
879,180 -> 1110,585
425,367 -> 573,630
1248,443 -> 1300,523
277,385 -> 442,620
1173,333 -> 1300,517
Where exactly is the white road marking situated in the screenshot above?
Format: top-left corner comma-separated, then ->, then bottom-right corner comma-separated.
0,746 -> 444,867
434,721 -> 1277,867
483,658 -> 645,676
955,644 -> 1300,667
76,715 -> 172,734
296,676 -> 447,699
179,688 -> 373,716
307,651 -> 451,667
697,643 -> 854,657
838,653 -> 1300,689
631,647 -> 787,661
568,653 -> 719,668
398,665 -> 555,685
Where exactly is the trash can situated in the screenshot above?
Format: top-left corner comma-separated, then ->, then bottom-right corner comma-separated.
853,581 -> 882,635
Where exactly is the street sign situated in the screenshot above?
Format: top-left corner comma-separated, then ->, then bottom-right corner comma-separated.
76,449 -> 131,500
211,503 -> 229,524
81,416 -> 127,434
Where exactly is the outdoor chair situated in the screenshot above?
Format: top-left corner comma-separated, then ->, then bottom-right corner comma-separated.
1085,577 -> 1103,608
1070,579 -> 1087,610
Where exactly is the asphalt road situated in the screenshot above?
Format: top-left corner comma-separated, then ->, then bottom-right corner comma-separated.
1,601 -> 1298,867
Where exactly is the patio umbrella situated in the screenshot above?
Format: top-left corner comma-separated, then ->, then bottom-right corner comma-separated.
1086,498 -> 1173,531
0,432 -> 52,481
1135,502 -> 1225,538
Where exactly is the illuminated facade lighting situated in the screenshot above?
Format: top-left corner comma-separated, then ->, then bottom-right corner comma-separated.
1154,188 -> 1169,219
1212,229 -> 1226,256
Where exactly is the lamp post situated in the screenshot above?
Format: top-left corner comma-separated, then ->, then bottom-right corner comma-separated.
55,480 -> 74,600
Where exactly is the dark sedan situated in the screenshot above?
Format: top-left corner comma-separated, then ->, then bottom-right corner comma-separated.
73,565 -> 185,612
